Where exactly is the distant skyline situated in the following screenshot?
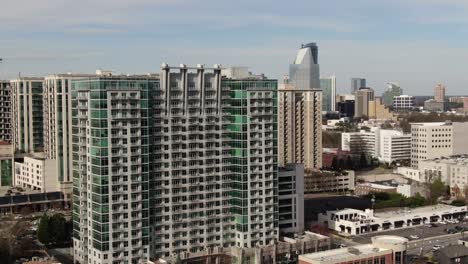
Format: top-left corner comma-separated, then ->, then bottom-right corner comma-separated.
1,0 -> 468,94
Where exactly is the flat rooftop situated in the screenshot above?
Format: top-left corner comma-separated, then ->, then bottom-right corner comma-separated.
300,244 -> 390,263
374,204 -> 464,219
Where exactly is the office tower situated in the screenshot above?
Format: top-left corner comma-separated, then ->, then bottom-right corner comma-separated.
382,82 -> 402,107
278,85 -> 322,170
410,121 -> 468,168
354,88 -> 374,118
434,83 -> 446,102
72,65 -> 278,264
289,43 -> 320,90
320,75 -> 336,112
393,95 -> 414,112
10,78 -> 44,153
44,74 -> 95,197
0,81 -> 12,143
351,78 -> 366,94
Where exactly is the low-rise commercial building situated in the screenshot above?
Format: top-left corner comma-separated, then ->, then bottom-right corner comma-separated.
318,204 -> 466,236
299,235 -> 408,264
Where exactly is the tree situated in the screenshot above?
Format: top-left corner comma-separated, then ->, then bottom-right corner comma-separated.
429,177 -> 446,204
49,214 -> 68,244
37,215 -> 51,245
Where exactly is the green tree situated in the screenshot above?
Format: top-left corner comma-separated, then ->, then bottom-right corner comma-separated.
49,214 -> 67,244
37,215 -> 51,245
407,193 -> 426,208
429,177 -> 446,204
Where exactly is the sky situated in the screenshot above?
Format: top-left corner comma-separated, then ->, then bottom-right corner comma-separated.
1,0 -> 468,95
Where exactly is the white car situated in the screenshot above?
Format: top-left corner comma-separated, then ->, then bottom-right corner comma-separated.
432,245 -> 441,251
339,244 -> 347,248
410,235 -> 420,239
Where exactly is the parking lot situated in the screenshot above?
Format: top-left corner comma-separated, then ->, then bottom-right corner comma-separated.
351,220 -> 468,244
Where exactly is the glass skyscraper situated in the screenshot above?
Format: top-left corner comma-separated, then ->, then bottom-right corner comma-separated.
320,76 -> 336,112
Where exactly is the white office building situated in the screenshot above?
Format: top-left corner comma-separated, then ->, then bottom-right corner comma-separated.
417,155 -> 468,198
410,121 -> 468,168
342,128 -> 411,163
392,95 -> 414,112
14,153 -> 58,192
318,205 -> 467,236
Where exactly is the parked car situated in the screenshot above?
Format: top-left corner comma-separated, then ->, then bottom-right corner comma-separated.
410,235 -> 420,239
432,245 -> 441,251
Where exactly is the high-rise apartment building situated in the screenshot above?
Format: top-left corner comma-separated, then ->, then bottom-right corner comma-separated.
0,81 -> 12,143
44,74 -> 95,197
410,121 -> 468,168
354,88 -> 375,118
72,65 -> 278,263
10,78 -> 44,153
351,78 -> 366,94
382,82 -> 402,107
320,75 -> 336,112
289,43 -> 320,90
434,83 -> 446,102
278,85 -> 322,169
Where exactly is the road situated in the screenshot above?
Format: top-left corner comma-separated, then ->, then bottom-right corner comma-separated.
407,233 -> 465,255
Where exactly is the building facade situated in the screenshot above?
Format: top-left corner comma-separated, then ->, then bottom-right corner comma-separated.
342,128 -> 411,163
0,141 -> 12,186
72,65 -> 279,264
10,78 -> 44,153
410,122 -> 468,168
320,76 -> 336,112
44,74 -> 96,198
278,86 -> 322,169
368,97 -> 396,120
0,81 -> 12,143
350,78 -> 366,94
278,164 -> 304,234
14,153 -> 58,192
434,83 -> 446,102
424,99 -> 446,112
354,88 -> 374,118
382,82 -> 402,107
289,43 -> 320,91
393,95 -> 414,112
